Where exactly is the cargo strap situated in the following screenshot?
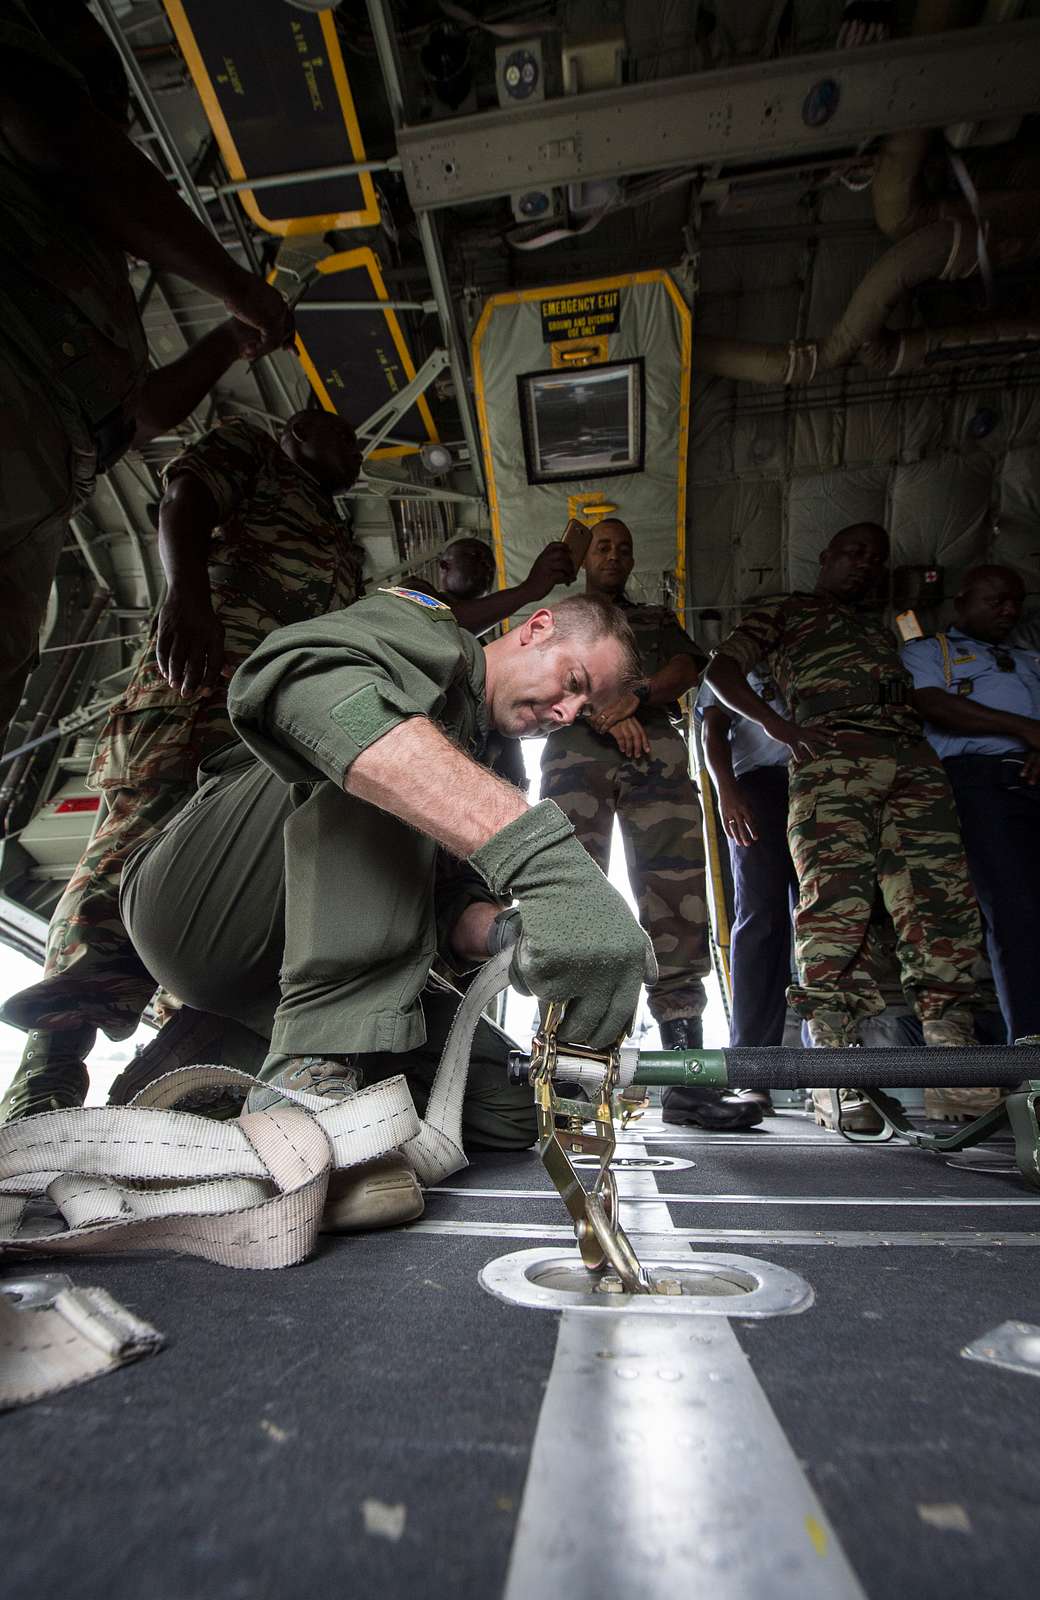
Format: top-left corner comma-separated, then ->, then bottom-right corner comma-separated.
0,949 -> 514,1272
794,677 -> 909,722
0,1273 -> 162,1412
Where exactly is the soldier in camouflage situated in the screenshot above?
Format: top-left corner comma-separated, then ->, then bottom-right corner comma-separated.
705,524 -> 992,1130
540,519 -> 761,1131
0,1 -> 292,751
0,411 -> 364,1121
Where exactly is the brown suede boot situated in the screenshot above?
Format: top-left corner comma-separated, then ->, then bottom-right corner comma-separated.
921,1013 -> 1002,1121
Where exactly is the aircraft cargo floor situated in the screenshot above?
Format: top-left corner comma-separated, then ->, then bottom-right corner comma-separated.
4,1107 -> 1040,1600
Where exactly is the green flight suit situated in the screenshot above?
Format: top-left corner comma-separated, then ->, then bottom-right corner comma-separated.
119,587 -> 535,1149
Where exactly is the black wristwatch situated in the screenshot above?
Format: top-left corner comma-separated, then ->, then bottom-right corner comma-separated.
633,680 -> 652,705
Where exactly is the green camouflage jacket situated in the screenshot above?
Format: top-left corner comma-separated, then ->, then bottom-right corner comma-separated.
716,592 -> 921,740
90,419 -> 364,788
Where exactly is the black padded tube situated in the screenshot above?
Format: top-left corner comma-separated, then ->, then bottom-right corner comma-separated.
722,1046 -> 1037,1090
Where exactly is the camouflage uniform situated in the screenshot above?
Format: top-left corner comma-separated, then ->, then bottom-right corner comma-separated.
1,418 -> 364,1041
714,593 -> 981,1044
0,1 -> 149,745
541,600 -> 708,1023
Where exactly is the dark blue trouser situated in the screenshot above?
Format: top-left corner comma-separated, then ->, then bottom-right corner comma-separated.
727,765 -> 798,1048
944,755 -> 1040,1043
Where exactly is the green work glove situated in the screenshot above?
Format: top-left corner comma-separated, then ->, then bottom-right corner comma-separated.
469,801 -> 657,1049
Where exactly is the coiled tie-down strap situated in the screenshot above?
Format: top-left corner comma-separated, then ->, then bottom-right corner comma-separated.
0,950 -> 515,1272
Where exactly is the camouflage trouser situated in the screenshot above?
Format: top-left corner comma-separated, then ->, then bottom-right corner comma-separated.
540,723 -> 708,1022
0,781 -> 194,1040
786,738 -> 982,1037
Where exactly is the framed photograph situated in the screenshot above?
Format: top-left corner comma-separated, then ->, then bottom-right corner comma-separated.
517,358 -> 645,485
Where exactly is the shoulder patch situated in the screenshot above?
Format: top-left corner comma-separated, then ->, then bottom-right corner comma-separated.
378,586 -> 453,612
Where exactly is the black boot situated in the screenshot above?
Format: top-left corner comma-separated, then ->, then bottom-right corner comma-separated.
659,1017 -> 763,1131
107,1007 -> 230,1111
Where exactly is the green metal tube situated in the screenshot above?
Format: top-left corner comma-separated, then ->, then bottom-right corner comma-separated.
627,1045 -> 1037,1091
632,1051 -> 729,1086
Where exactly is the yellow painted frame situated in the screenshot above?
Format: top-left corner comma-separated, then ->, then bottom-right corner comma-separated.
292,248 -> 439,460
163,1 -> 379,236
471,270 -> 691,608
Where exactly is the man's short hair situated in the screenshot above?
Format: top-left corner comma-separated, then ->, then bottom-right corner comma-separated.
957,563 -> 1025,600
442,537 -> 495,566
548,595 -> 641,687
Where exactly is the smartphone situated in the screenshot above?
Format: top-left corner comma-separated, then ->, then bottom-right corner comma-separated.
561,518 -> 592,570
895,609 -> 924,641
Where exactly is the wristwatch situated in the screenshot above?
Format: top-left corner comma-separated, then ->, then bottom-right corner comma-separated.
633,680 -> 652,705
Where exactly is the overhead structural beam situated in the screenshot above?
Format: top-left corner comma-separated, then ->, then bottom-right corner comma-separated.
365,0 -> 487,499
397,21 -> 1040,211
356,348 -> 449,457
93,0 -> 212,228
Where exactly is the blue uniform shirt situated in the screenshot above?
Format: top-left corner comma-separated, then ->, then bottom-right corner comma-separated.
901,626 -> 1040,759
696,670 -> 790,779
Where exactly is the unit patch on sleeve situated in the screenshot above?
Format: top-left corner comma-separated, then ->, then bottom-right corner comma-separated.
378,586 -> 453,612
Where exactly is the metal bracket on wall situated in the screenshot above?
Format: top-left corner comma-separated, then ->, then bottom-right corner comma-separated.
396,22 -> 1040,212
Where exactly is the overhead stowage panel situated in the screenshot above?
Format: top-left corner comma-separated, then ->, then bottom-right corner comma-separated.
291,249 -> 439,459
163,0 -> 379,235
472,271 -> 691,616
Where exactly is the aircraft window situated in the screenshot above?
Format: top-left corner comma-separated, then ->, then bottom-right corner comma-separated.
517,358 -> 645,485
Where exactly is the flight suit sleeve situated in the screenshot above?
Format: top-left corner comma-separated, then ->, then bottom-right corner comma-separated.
433,851 -> 503,971
227,590 -> 470,785
713,601 -> 786,677
901,638 -> 947,691
162,418 -> 267,521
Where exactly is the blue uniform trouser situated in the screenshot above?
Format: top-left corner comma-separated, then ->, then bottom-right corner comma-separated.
727,765 -> 797,1048
943,755 -> 1040,1043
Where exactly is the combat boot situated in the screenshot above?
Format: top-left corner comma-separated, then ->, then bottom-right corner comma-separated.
806,1016 -> 884,1133
249,1054 -> 424,1231
660,1018 -> 763,1131
922,1012 -> 1001,1121
0,1024 -> 95,1124
107,1007 -> 228,1107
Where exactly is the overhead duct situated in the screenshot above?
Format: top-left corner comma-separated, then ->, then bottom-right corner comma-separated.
695,217 -> 1040,384
699,0 -> 1040,388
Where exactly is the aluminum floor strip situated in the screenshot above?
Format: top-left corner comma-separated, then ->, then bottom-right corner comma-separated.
500,1127 -> 867,1598
433,1187 -> 1040,1209
413,1217 -> 1040,1247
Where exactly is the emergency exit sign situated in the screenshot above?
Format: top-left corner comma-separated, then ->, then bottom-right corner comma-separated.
541,288 -> 620,342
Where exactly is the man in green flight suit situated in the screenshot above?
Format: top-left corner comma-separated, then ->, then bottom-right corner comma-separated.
116,587 -> 655,1220
0,410 -> 365,1122
704,523 -> 985,1131
540,518 -> 760,1131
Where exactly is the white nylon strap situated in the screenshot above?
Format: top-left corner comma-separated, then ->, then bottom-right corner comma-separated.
0,1281 -> 162,1412
403,948 -> 513,1184
0,951 -> 516,1270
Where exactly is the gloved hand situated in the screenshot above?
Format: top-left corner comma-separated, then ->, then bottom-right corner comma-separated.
469,801 -> 657,1048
